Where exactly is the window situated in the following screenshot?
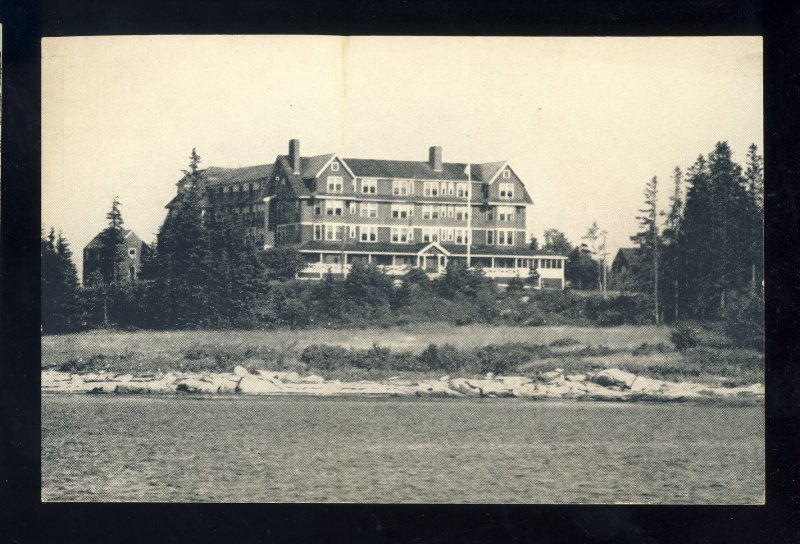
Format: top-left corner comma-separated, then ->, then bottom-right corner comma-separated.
128,248 -> 137,257
349,225 -> 357,239
331,161 -> 340,172
455,207 -> 469,221
360,202 -> 377,218
361,178 -> 377,194
440,228 -> 454,242
314,224 -> 323,240
556,260 -> 563,269
360,226 -> 378,242
324,225 -> 343,241
314,202 -> 323,216
447,182 -> 455,196
327,176 -> 343,193
497,230 -> 514,245
495,258 -> 515,268
326,200 -> 344,216
502,169 -> 511,179
423,182 -> 439,197
440,182 -> 447,196
391,227 -> 413,243
519,258 -> 532,269
498,206 -> 515,222
499,182 -> 514,199
487,231 -> 494,245
454,229 -> 468,244
422,228 -> 439,243
456,183 -> 469,198
392,179 -> 412,196
348,201 -> 357,215
391,203 -> 413,219
422,205 -> 439,220
373,254 -> 392,266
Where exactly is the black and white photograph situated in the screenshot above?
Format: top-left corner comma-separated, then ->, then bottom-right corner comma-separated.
40,35 -> 764,503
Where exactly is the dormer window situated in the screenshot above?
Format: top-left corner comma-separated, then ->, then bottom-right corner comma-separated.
331,162 -> 340,172
128,248 -> 137,258
502,169 -> 511,179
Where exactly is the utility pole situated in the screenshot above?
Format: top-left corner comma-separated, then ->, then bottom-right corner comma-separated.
465,163 -> 472,268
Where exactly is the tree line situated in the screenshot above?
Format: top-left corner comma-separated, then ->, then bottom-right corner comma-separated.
42,144 -> 763,346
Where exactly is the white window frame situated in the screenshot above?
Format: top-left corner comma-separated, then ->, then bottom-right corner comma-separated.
128,248 -> 137,257
361,178 -> 377,194
327,176 -> 344,193
391,203 -> 414,219
423,181 -> 439,197
392,179 -> 411,196
502,169 -> 511,179
456,183 -> 468,197
422,228 -> 439,243
360,226 -> 378,243
499,182 -> 514,199
324,224 -> 343,241
359,202 -> 378,218
314,224 -> 323,240
497,229 -> 514,246
331,162 -> 340,172
325,200 -> 344,216
455,206 -> 469,221
487,231 -> 494,245
391,227 -> 413,243
498,206 -> 515,222
455,229 -> 467,245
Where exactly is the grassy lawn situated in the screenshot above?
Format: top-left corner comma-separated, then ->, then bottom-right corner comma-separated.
41,323 -> 762,385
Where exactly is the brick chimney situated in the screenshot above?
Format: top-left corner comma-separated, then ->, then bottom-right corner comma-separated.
429,146 -> 442,172
289,139 -> 301,174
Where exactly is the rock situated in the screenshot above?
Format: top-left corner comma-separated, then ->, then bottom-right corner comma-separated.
237,375 -> 286,395
566,373 -> 586,383
591,369 -> 637,389
439,375 -> 450,382
175,377 -> 219,394
415,380 -> 466,398
485,372 -> 495,379
256,370 -> 302,383
448,378 -> 482,397
300,374 -> 325,384
233,365 -> 251,377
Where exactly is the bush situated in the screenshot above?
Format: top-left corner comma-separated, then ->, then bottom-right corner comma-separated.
671,323 -> 700,351
549,337 -> 580,347
631,342 -> 671,356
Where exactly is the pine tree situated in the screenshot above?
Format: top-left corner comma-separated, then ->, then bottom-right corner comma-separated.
90,197 -> 127,286
661,167 -> 683,321
152,185 -> 211,328
631,176 -> 660,323
744,143 -> 764,291
680,155 -> 714,318
41,228 -> 81,332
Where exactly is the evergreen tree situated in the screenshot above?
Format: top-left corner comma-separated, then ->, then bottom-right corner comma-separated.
151,177 -> 211,328
41,228 -> 81,333
744,143 -> 764,290
93,197 -> 126,285
680,155 -> 714,318
660,167 -> 684,321
631,176 -> 660,323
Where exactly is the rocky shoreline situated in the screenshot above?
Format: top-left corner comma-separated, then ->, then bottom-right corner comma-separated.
42,366 -> 764,404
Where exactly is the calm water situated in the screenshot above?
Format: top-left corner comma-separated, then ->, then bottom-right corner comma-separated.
42,395 -> 764,503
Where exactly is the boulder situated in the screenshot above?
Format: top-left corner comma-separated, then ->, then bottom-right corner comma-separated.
448,378 -> 482,397
565,373 -> 587,383
300,374 -> 326,384
415,380 -> 466,398
591,369 -> 637,389
175,377 -> 219,394
237,375 -> 286,395
233,365 -> 251,377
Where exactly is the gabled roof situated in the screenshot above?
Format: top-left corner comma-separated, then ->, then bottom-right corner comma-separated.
85,228 -> 147,250
199,164 -> 274,187
614,247 -> 640,266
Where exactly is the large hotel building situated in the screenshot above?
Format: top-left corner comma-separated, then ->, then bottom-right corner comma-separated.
169,139 -> 567,289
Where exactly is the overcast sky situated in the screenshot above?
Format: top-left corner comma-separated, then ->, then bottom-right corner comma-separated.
42,35 -> 762,276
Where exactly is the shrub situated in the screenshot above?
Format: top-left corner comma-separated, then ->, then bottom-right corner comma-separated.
549,337 -> 580,347
506,276 -> 526,293
671,323 -> 699,351
263,247 -> 307,281
631,342 -> 671,356
417,343 -> 465,372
